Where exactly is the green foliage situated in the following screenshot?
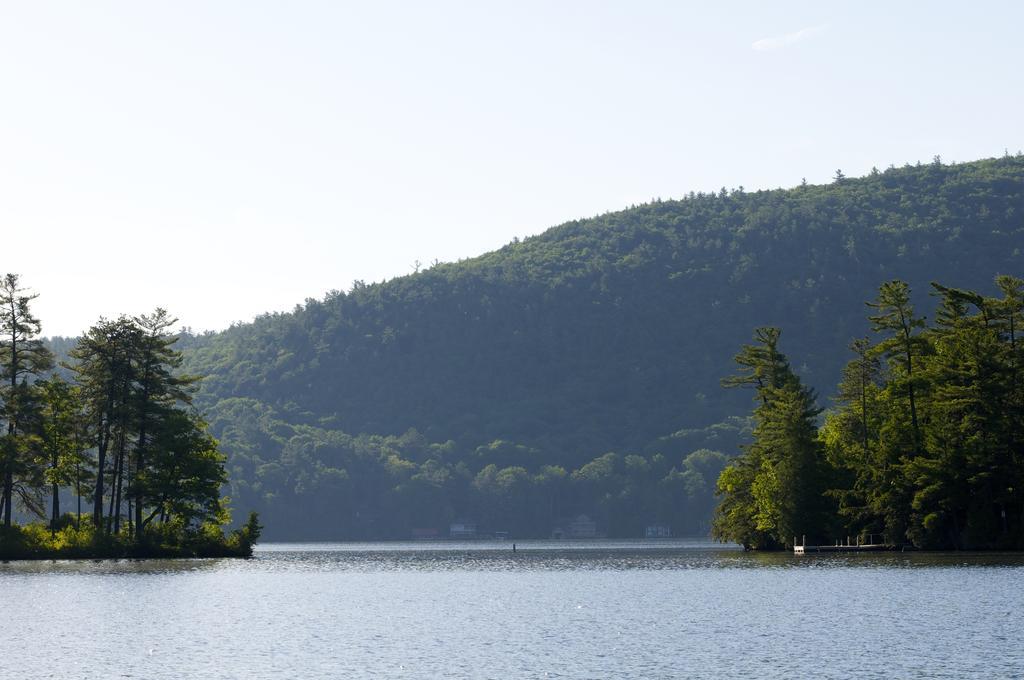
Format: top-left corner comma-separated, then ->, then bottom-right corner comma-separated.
63,312 -> 232,542
228,511 -> 263,554
0,273 -> 55,527
713,329 -> 833,549
143,409 -> 227,530
200,395 -> 730,539
821,277 -> 1024,549
0,512 -> 260,559
0,287 -> 253,559
162,156 -> 1024,539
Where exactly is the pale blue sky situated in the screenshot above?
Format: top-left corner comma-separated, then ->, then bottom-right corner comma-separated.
1,1 -> 1021,336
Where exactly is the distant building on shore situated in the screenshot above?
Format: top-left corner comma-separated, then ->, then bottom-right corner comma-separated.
551,514 -> 599,539
645,524 -> 671,539
449,521 -> 477,539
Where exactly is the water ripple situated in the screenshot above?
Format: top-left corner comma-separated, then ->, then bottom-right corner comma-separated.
1,540 -> 1022,678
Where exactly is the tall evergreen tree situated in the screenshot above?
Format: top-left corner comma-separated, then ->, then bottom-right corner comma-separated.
0,274 -> 53,527
822,275 -> 1024,549
69,317 -> 139,531
720,327 -> 790,402
713,328 -> 832,548
908,282 -> 1017,547
837,338 -> 881,464
140,407 -> 227,530
748,377 -> 829,546
131,309 -> 197,542
867,281 -> 929,451
821,338 -> 885,538
38,376 -> 89,533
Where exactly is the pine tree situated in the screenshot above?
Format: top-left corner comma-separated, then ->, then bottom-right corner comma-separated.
867,280 -> 929,451
69,317 -> 139,531
141,408 -> 227,530
0,274 -> 53,527
714,328 -> 832,548
719,327 -> 790,402
38,376 -> 89,533
907,281 -> 1019,547
131,309 -> 197,542
822,338 -> 885,538
750,371 -> 830,546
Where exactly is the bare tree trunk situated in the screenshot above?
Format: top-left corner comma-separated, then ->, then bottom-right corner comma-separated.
76,457 -> 82,530
135,431 -> 146,540
111,374 -> 132,535
94,408 -> 111,529
900,312 -> 922,449
51,482 -> 59,534
111,437 -> 125,535
50,423 -> 61,535
2,468 -> 11,528
4,313 -> 17,528
134,385 -> 149,543
126,452 -> 134,540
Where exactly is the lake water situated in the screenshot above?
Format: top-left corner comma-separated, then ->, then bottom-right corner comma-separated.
1,539 -> 1023,678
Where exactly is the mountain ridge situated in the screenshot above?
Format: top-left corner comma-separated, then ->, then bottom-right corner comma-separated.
179,154 -> 1024,538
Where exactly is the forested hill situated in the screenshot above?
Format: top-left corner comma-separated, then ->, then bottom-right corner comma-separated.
182,156 -> 1024,539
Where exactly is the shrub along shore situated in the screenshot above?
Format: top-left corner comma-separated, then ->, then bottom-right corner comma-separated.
0,511 -> 261,560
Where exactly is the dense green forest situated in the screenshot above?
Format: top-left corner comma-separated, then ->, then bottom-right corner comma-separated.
166,155 -> 1024,540
714,276 -> 1024,550
0,276 -> 259,559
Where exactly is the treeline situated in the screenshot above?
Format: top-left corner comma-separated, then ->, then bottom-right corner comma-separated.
206,395 -> 729,539
177,155 -> 1024,538
0,275 -> 258,559
714,275 -> 1024,550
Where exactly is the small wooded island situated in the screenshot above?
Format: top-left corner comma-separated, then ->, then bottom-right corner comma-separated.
714,276 -> 1024,552
0,274 -> 259,560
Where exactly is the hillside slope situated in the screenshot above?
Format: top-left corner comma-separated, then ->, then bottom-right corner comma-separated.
184,156 -> 1024,538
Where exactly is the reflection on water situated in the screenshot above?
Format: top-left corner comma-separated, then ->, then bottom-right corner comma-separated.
1,539 -> 1022,678
4,539 -> 1024,575
250,539 -> 1024,572
0,556 -> 227,576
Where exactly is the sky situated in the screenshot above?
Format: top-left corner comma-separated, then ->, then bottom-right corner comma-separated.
1,1 -> 1022,336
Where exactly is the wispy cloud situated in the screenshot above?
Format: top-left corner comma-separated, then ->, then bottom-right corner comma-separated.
751,24 -> 827,51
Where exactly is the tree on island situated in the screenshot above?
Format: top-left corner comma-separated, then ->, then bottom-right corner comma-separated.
718,276 -> 1024,550
712,328 -> 832,549
37,375 -> 88,533
0,274 -> 54,528
0,274 -> 259,559
70,310 -> 222,542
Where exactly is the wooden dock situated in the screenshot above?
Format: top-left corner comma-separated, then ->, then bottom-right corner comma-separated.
793,535 -> 893,553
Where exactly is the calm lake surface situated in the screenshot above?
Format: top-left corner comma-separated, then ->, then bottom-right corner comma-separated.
2,539 -> 1023,679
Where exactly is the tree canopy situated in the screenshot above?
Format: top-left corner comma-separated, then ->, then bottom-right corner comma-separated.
167,155 -> 1024,540
1,286 -> 257,559
718,276 -> 1024,550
